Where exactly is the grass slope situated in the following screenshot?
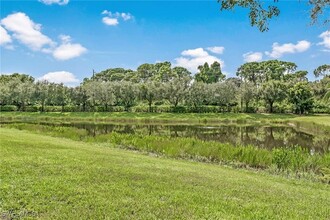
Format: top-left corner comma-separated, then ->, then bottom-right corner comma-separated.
1,128 -> 329,219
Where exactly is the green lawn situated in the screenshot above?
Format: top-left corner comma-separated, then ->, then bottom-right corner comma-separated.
1,128 -> 329,219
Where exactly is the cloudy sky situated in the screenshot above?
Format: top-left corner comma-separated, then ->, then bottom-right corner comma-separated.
1,0 -> 329,85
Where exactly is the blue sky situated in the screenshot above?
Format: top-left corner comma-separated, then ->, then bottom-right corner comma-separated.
1,0 -> 329,85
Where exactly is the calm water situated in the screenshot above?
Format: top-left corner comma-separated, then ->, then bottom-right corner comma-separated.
37,122 -> 330,153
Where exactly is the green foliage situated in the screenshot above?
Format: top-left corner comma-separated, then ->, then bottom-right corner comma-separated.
272,147 -> 311,171
260,80 -> 286,113
314,64 -> 330,78
195,61 -> 225,83
217,0 -> 329,32
289,82 -> 314,114
1,60 -> 328,114
0,105 -> 18,111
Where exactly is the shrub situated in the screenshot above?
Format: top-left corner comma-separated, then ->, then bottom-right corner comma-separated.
0,105 -> 18,112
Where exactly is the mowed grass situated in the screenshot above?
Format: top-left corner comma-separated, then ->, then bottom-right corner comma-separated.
1,128 -> 330,219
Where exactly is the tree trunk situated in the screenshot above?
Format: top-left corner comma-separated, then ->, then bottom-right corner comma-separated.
148,100 -> 152,112
269,101 -> 274,113
41,101 -> 45,112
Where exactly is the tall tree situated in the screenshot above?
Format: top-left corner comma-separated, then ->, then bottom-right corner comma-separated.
195,61 -> 225,83
139,81 -> 161,112
34,81 -> 49,112
260,80 -> 286,113
162,76 -> 190,107
187,82 -> 211,108
314,64 -> 330,78
289,82 -> 314,114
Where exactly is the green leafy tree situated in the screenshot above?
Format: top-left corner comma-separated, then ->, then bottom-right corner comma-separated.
195,61 -> 225,84
237,60 -> 297,85
289,82 -> 314,114
162,76 -> 190,107
187,82 -> 211,108
137,63 -> 155,82
240,82 -> 257,112
172,66 -> 192,79
217,0 -> 329,32
314,64 -> 330,78
260,80 -> 287,113
115,81 -> 137,111
54,84 -> 71,112
139,81 -> 161,112
212,82 -> 238,112
34,81 -> 49,112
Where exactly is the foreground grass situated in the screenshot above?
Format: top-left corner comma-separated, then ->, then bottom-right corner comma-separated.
4,123 -> 330,181
1,128 -> 330,219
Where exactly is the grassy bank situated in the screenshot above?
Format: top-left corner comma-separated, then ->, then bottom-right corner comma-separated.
1,128 -> 330,219
3,123 -> 330,182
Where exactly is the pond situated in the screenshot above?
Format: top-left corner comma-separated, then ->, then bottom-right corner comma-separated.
3,121 -> 329,153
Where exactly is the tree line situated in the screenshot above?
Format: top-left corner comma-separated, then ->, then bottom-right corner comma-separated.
0,61 -> 329,114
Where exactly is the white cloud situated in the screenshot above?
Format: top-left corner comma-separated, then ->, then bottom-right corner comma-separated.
121,13 -> 133,21
243,52 -> 263,62
52,35 -> 87,60
38,71 -> 79,85
1,12 -> 54,51
53,42 -> 87,60
181,48 -> 209,57
102,10 -> 133,26
102,17 -> 119,26
0,25 -> 12,46
1,12 -> 87,60
318,30 -> 330,49
39,0 -> 69,5
265,40 -> 311,58
59,34 -> 71,43
174,48 -> 224,73
206,46 -> 225,54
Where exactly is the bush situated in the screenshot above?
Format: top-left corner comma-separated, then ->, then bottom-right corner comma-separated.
0,105 -> 18,112
25,105 -> 40,112
44,106 -> 62,112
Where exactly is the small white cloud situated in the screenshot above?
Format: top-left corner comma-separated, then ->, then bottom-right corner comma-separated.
121,13 -> 133,21
1,12 -> 54,51
59,34 -> 71,43
243,52 -> 263,62
175,48 -> 224,73
265,40 -> 311,58
102,10 -> 110,15
39,0 -> 69,5
52,34 -> 87,60
101,10 -> 133,26
53,42 -> 87,60
102,17 -> 119,26
38,71 -> 79,85
318,30 -> 330,49
0,25 -> 12,46
181,48 -> 209,57
206,46 -> 225,54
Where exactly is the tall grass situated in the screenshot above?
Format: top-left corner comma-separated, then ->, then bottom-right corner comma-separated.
3,122 -> 329,182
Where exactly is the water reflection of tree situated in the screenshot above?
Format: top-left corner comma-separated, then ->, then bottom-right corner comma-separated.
61,122 -> 329,153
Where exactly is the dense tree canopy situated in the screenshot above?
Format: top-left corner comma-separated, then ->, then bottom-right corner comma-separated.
0,60 -> 329,114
